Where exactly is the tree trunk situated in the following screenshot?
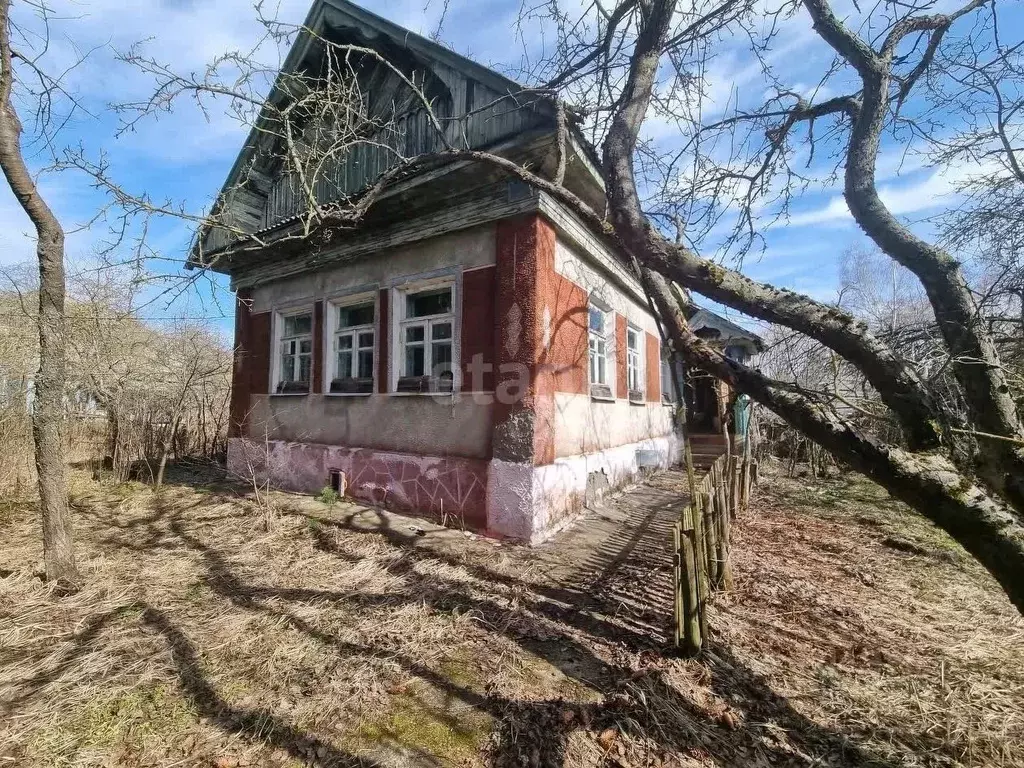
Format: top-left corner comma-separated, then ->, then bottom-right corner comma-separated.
0,0 -> 79,588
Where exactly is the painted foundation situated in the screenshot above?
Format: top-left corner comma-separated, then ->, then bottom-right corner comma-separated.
228,433 -> 681,543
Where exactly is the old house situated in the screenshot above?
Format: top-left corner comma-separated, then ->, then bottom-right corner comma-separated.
202,0 -> 757,542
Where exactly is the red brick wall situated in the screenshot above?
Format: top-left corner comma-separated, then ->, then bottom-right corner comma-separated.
546,274 -> 588,395
493,214 -> 547,464
615,314 -> 627,399
461,266 -> 496,392
377,288 -> 389,394
646,332 -> 661,402
312,300 -> 324,394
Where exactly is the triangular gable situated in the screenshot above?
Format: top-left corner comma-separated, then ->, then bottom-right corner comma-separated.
194,0 -> 536,262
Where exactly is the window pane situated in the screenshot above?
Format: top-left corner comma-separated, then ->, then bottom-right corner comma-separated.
298,355 -> 311,383
281,353 -> 295,381
405,325 -> 425,343
432,341 -> 453,372
299,339 -> 312,355
337,351 -> 353,378
357,350 -> 374,379
358,331 -> 374,348
337,335 -> 353,350
589,307 -> 604,334
338,303 -> 374,328
431,322 -> 452,341
598,357 -> 606,384
284,313 -> 312,336
407,287 -> 452,318
627,328 -> 639,350
406,344 -> 425,376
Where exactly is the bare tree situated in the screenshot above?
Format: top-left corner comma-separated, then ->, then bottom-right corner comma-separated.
0,0 -> 78,587
62,0 -> 1024,611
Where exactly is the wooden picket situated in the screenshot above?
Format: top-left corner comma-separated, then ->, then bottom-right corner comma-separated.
672,448 -> 756,654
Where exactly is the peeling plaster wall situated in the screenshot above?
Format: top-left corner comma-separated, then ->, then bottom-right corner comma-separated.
552,393 -> 673,457
487,434 -> 682,543
228,438 -> 489,529
548,236 -> 674,459
554,239 -> 660,337
249,225 -> 496,312
240,225 -> 497,460
247,393 -> 494,459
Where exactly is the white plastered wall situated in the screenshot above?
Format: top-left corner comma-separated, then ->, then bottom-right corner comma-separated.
551,236 -> 674,459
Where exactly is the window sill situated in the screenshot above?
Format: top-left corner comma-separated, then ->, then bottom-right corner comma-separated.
388,391 -> 457,397
629,397 -> 647,406
590,384 -> 614,402
270,391 -> 309,397
325,392 -> 374,398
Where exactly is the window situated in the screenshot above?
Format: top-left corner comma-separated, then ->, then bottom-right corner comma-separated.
276,311 -> 312,394
397,284 -> 455,392
588,304 -> 611,399
330,299 -> 375,394
626,325 -> 644,402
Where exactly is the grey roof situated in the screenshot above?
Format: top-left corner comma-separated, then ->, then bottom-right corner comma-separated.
688,308 -> 763,351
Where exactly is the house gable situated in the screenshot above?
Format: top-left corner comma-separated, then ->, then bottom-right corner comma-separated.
196,0 -> 558,263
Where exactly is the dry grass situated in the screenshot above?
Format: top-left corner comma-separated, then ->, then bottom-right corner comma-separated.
0,462 -> 1021,767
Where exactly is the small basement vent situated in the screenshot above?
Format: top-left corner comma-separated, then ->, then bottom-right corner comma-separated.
328,470 -> 347,496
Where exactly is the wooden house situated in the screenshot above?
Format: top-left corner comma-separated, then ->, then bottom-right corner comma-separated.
204,0 -> 756,541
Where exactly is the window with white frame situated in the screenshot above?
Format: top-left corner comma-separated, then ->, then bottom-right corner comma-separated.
397,283 -> 456,392
276,311 -> 312,394
626,324 -> 644,401
588,304 -> 611,398
330,298 -> 375,394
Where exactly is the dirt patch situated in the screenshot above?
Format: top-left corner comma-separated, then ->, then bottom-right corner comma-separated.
0,462 -> 1021,767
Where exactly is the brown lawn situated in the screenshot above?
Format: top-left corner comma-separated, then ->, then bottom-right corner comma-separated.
1,463 -> 1021,767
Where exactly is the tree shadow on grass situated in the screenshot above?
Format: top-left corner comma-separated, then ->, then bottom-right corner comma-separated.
42,485 -> 935,767
139,605 -> 380,768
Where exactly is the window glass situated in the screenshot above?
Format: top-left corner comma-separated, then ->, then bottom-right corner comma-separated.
399,283 -> 456,388
588,306 -> 608,387
406,345 -> 426,377
357,349 -> 374,378
284,313 -> 311,337
278,312 -> 312,392
627,326 -> 642,394
338,302 -> 374,328
406,287 -> 452,318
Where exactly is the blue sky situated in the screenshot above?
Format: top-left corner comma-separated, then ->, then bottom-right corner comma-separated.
2,0 -> 1020,336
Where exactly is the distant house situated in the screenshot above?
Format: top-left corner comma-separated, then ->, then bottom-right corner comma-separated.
200,0 -> 760,541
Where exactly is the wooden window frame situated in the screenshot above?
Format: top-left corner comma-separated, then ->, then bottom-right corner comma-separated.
326,292 -> 377,396
588,301 -> 613,401
272,307 -> 313,396
391,278 -> 459,394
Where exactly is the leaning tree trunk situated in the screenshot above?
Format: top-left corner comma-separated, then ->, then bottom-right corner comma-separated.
0,0 -> 80,587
